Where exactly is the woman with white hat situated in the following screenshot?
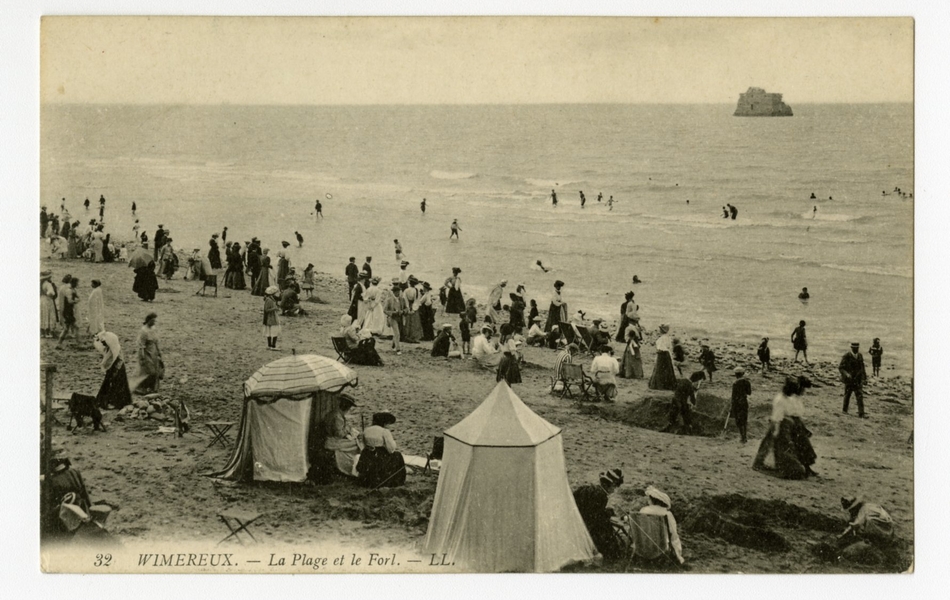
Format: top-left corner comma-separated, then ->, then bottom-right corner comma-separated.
487,280 -> 507,324
40,270 -> 59,338
639,486 -> 685,564
93,331 -> 132,409
262,286 -> 281,350
648,324 -> 677,390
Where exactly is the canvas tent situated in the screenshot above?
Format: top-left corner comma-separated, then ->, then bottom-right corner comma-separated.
423,381 -> 596,572
208,354 -> 358,483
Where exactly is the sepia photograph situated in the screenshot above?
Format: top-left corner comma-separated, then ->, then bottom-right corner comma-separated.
31,12 -> 922,579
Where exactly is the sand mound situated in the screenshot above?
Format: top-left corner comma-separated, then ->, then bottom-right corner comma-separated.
681,494 -> 844,553
584,392 -> 760,437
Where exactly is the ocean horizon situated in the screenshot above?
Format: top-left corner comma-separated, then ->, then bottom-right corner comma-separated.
41,102 -> 914,372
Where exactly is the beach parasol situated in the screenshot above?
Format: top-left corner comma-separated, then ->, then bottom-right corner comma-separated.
128,247 -> 152,269
244,353 -> 358,399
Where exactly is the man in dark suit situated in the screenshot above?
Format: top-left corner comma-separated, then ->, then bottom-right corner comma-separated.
839,342 -> 868,417
362,256 -> 373,281
345,257 -> 359,299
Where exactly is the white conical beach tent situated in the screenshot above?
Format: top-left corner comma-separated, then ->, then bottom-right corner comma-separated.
424,381 -> 596,572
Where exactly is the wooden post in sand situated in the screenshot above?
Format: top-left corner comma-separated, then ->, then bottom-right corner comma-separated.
41,363 -> 56,531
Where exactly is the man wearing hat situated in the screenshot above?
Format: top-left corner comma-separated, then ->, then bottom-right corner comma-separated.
525,315 -> 546,347
471,324 -> 502,369
153,224 -> 166,262
398,260 -> 410,284
839,342 -> 868,417
345,257 -> 359,299
730,368 -> 752,443
639,486 -> 685,564
662,371 -> 705,434
361,256 -> 373,280
590,321 -> 612,354
572,468 -> 628,559
431,323 -> 457,358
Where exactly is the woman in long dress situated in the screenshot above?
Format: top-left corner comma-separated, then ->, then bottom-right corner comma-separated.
361,277 -> 384,334
508,286 -> 526,332
251,248 -> 273,296
275,250 -> 290,290
93,331 -> 132,410
133,312 -> 163,394
40,271 -> 59,338
357,412 -> 406,488
418,282 -> 436,341
133,260 -> 159,301
86,279 -> 105,336
615,291 -> 635,342
66,226 -> 79,259
620,325 -> 644,379
487,280 -> 507,324
159,239 -> 178,279
347,273 -> 369,322
444,267 -> 465,314
402,278 -> 424,343
208,234 -> 222,269
225,243 -> 247,289
648,324 -> 677,390
323,395 -> 362,477
543,280 -> 568,333
55,277 -> 80,348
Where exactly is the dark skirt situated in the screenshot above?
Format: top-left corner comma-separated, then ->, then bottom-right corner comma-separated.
615,315 -> 631,342
251,268 -> 270,296
133,266 -> 159,301
97,359 -> 132,409
62,300 -> 76,326
209,249 -> 222,269
357,446 -> 406,488
350,339 -> 383,366
404,311 -> 423,343
419,304 -> 436,341
648,351 -> 677,390
774,418 -> 809,479
620,346 -> 644,379
543,302 -> 562,333
445,288 -> 465,314
225,267 -> 246,290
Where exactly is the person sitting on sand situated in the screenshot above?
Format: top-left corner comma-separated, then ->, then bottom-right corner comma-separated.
639,486 -> 686,564
837,496 -> 895,548
471,325 -> 502,369
573,468 -> 628,560
757,337 -> 772,372
431,324 -> 456,358
357,412 -> 406,488
525,316 -> 546,347
323,395 -> 362,478
590,346 -> 619,401
339,315 -> 382,366
280,285 -> 306,316
662,372 -> 704,435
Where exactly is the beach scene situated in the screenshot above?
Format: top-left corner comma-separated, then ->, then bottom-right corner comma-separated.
37,17 -> 914,575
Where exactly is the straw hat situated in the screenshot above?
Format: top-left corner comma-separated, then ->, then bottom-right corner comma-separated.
645,486 -> 672,508
265,286 -> 279,295
659,324 -> 670,333
598,322 -> 610,332
40,270 -> 52,279
442,323 -> 453,330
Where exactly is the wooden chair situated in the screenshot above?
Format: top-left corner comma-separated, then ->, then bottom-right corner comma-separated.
557,363 -> 595,401
558,322 -> 577,346
628,513 -> 676,563
575,325 -> 595,353
331,337 -> 353,364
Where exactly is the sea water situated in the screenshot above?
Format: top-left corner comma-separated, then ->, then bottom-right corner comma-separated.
41,103 -> 914,372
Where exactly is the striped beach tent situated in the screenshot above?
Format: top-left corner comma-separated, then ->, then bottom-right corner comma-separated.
208,354 -> 358,482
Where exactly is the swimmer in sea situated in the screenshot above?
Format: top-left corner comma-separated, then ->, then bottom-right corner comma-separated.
534,260 -> 551,273
799,287 -> 810,302
450,219 -> 461,240
722,206 -> 729,218
295,231 -> 304,247
813,206 -> 818,218
810,193 -> 817,200
580,191 -> 586,209
608,196 -> 614,211
632,275 -> 642,285
421,198 -> 426,214
597,192 -> 603,203
551,189 -> 558,207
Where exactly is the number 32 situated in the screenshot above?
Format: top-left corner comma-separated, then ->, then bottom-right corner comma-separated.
94,554 -> 112,567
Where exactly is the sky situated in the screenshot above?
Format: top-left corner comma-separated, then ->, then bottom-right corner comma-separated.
40,17 -> 913,105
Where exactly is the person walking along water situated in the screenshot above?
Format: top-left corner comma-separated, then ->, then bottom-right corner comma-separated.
839,342 -> 868,417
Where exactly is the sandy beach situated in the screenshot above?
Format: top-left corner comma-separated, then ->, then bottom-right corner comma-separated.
39,251 -> 914,573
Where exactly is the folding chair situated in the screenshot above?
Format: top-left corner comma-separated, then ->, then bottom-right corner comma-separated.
197,274 -> 218,297
558,322 -> 577,346
575,326 -> 594,354
217,509 -> 261,545
559,363 -> 595,401
331,337 -> 353,364
628,513 -> 676,563
424,436 -> 444,475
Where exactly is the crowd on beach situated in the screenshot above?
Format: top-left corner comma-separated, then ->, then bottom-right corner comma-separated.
39,192 -> 902,566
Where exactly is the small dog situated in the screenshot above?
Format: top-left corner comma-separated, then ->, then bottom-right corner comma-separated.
67,393 -> 105,432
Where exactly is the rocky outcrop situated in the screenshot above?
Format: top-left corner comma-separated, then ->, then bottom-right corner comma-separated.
734,87 -> 793,117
